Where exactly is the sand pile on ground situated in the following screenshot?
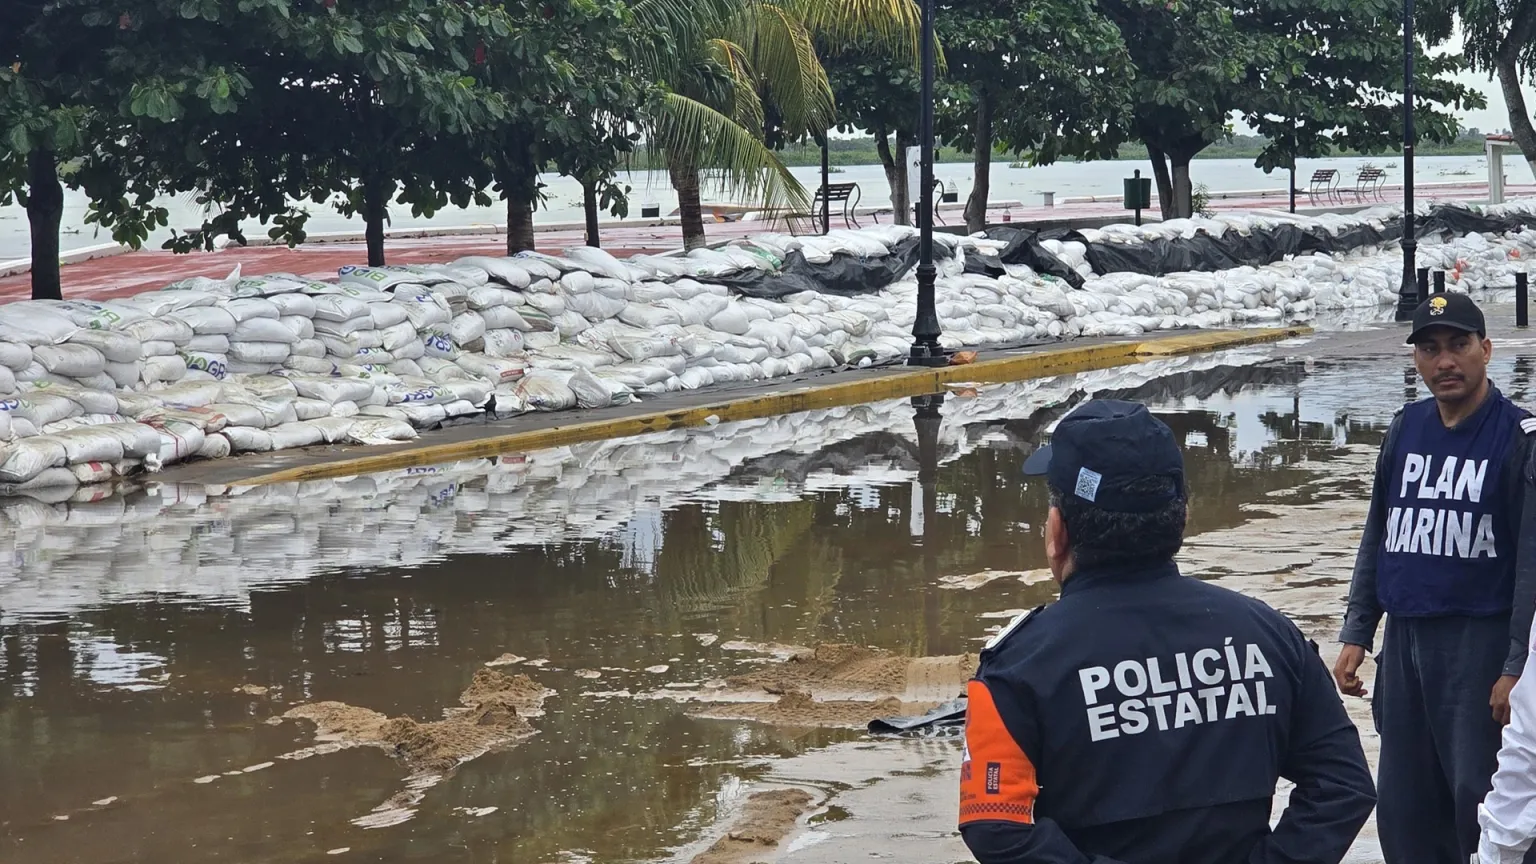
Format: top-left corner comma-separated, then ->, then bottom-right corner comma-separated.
282,669 -> 549,774
691,788 -> 816,864
691,692 -> 911,729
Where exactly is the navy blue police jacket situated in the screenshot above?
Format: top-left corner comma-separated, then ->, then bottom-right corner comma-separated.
959,560 -> 1376,864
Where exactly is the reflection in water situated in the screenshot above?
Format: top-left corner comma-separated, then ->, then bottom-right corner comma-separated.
5,347 -> 1524,864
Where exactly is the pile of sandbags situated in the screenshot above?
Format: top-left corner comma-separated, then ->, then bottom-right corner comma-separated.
0,198 -> 1533,495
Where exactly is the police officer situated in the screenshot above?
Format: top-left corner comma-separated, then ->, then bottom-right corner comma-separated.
959,399 -> 1376,864
1334,292 -> 1536,864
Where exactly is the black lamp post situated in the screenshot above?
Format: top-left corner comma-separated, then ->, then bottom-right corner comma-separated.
1396,0 -> 1419,320
909,0 -> 945,366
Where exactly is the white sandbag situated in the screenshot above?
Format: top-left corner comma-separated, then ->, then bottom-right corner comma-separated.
444,379 -> 492,406
123,317 -> 194,345
368,302 -> 411,330
524,292 -> 566,318
291,397 -> 332,421
384,382 -> 455,405
618,303 -> 681,329
330,400 -> 359,418
229,342 -> 292,365
0,342 -> 32,372
170,307 -> 238,335
291,377 -> 378,405
569,369 -> 632,409
278,316 -> 316,341
320,332 -> 384,358
155,420 -> 206,464
164,267 -> 239,295
140,355 -> 189,385
456,354 -> 527,385
34,344 -> 106,379
70,461 -> 116,485
196,433 -> 233,460
5,393 -> 83,427
154,380 -> 225,408
388,359 -> 425,378
0,306 -> 82,344
560,270 -> 596,295
450,312 -> 487,346
313,294 -> 371,324
221,426 -> 274,453
419,357 -> 472,381
267,292 -> 317,318
103,361 -> 142,390
97,422 -> 164,459
421,328 -> 457,359
553,311 -> 591,338
266,421 -> 326,450
481,329 -> 526,358
292,338 -> 327,359
314,315 -> 375,338
394,289 -> 455,329
563,247 -> 634,282
179,351 -> 229,380
39,299 -> 144,331
707,305 -> 752,336
186,334 -> 232,354
565,290 -> 628,321
515,370 -> 577,412
347,417 -> 418,445
0,436 -> 67,482
53,427 -> 125,464
338,264 -> 422,291
13,361 -> 44,383
124,290 -> 220,317
307,417 -> 356,444
391,402 -> 443,427
378,322 -> 418,353
458,257 -> 534,289
141,340 -> 178,358
442,399 -> 479,418
467,286 -> 515,311
391,338 -> 426,361
479,306 -> 532,331
66,329 -> 141,363
206,402 -> 271,429
510,253 -> 566,280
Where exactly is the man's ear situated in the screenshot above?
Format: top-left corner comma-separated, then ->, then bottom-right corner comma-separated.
1045,506 -> 1069,582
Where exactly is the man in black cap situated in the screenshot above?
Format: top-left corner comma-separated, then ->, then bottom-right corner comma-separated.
1333,292 -> 1536,864
959,398 -> 1376,864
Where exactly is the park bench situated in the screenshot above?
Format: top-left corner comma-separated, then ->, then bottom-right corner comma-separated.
1308,169 -> 1341,205
785,183 -> 862,235
1354,167 -> 1387,202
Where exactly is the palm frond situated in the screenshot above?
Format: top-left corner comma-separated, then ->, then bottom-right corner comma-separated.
651,91 -> 810,213
626,0 -> 743,80
743,4 -> 835,135
780,0 -> 923,68
705,38 -> 767,134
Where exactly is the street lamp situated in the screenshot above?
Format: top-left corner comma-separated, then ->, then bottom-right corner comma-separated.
1396,0 -> 1419,320
909,0 -> 945,366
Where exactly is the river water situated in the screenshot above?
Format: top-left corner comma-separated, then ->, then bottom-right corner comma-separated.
4,337 -> 1536,863
0,155 -> 1509,261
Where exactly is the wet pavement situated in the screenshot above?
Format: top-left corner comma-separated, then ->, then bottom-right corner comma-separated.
4,318 -> 1536,863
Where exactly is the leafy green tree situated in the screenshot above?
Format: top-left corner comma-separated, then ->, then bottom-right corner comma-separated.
1420,0 -> 1536,176
821,48 -> 922,224
937,0 -> 1132,232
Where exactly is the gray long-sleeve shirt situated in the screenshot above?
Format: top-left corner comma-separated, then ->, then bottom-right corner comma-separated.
1339,407 -> 1536,676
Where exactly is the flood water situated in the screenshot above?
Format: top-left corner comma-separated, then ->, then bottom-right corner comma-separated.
5,344 -> 1536,863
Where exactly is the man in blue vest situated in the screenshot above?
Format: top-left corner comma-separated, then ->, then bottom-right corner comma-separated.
960,399 -> 1376,864
1334,292 -> 1536,864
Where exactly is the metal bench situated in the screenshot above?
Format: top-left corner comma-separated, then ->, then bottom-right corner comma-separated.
785,183 -> 861,235
1308,169 -> 1341,205
1354,167 -> 1387,202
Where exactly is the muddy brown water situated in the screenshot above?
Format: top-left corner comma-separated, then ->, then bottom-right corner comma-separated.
4,345 -> 1536,863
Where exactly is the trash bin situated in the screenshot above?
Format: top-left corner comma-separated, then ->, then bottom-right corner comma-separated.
1123,175 -> 1152,210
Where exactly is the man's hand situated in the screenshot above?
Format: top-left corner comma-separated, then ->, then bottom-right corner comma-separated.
1492,675 -> 1519,726
1334,644 -> 1369,697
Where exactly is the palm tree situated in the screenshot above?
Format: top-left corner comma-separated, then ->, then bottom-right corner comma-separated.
637,0 -> 921,250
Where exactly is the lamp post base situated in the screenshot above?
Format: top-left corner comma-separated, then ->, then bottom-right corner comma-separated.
907,342 -> 949,367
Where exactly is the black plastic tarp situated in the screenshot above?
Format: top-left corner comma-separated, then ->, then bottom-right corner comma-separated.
712,235 -> 954,299
981,227 -> 1086,288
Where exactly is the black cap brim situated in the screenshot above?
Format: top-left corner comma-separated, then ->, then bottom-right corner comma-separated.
1022,445 -> 1052,476
1406,320 -> 1481,345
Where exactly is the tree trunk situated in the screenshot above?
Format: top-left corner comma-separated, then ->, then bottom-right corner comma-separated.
965,86 -> 992,234
876,126 -> 911,227
668,156 -> 706,251
582,178 -> 600,248
507,194 -> 535,254
26,148 -> 64,301
362,177 -> 388,267
1497,56 -> 1536,179
1170,154 -> 1194,219
1147,145 -> 1175,220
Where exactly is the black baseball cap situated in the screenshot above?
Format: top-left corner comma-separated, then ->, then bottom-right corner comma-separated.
1022,399 -> 1185,512
1407,293 -> 1486,344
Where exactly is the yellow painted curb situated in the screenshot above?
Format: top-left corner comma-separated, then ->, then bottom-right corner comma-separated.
234,324 -> 1312,487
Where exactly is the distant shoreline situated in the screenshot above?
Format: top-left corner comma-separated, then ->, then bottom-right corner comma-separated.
622,138 -> 1490,170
